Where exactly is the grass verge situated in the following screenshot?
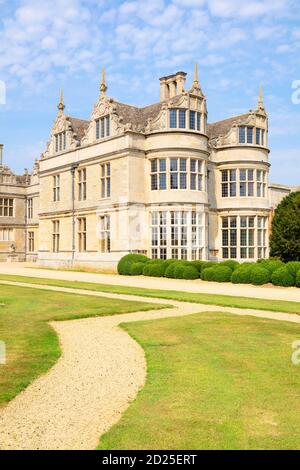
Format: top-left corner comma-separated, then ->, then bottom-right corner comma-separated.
0,274 -> 299,314
98,312 -> 300,450
0,284 -> 165,407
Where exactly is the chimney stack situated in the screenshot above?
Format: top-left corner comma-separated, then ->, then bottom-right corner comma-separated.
159,71 -> 187,101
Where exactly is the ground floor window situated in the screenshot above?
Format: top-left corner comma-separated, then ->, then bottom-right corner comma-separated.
99,215 -> 110,253
0,228 -> 14,241
52,220 -> 60,252
28,231 -> 34,252
150,210 -> 205,260
222,215 -> 268,260
78,218 -> 87,252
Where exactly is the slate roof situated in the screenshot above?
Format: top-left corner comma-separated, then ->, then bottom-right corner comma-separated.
207,113 -> 251,140
68,117 -> 90,141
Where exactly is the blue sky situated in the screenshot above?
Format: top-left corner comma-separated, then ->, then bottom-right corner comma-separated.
0,0 -> 299,185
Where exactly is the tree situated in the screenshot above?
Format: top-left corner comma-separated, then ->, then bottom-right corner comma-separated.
270,191 -> 300,262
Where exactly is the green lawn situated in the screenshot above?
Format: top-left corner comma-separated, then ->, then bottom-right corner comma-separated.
0,284 -> 165,406
98,312 -> 300,450
0,274 -> 299,314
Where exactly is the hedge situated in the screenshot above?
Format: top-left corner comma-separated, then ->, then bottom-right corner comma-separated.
271,267 -> 295,287
117,254 -> 300,288
250,266 -> 271,285
117,254 -> 150,275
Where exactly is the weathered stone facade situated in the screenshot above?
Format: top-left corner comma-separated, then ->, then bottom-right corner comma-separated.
0,67 -> 297,268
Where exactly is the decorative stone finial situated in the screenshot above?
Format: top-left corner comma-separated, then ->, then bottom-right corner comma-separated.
58,88 -> 65,112
193,63 -> 199,84
100,67 -> 107,96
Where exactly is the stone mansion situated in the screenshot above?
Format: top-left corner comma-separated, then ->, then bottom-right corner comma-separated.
0,66 -> 296,268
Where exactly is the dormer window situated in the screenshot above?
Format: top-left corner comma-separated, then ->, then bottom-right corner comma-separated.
96,115 -> 110,140
239,126 -> 265,146
169,109 -> 201,131
55,132 -> 66,153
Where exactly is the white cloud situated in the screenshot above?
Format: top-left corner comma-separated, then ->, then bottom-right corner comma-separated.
207,0 -> 289,18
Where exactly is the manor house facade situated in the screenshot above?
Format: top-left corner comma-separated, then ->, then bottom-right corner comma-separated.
0,66 -> 295,268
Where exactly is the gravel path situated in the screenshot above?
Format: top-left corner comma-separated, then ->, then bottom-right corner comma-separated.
0,281 -> 300,450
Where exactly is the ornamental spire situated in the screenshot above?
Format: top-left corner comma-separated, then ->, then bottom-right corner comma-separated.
100,67 -> 107,96
256,83 -> 266,113
57,88 -> 65,112
193,63 -> 199,85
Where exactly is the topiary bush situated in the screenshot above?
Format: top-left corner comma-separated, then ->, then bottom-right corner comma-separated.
190,261 -> 206,273
173,262 -> 190,279
212,266 -> 232,282
271,267 -> 295,287
145,262 -> 166,277
130,262 -> 145,276
231,266 -> 254,284
258,259 -> 285,274
202,267 -> 216,282
118,254 -> 150,275
296,270 -> 300,288
200,262 -> 218,279
286,261 -> 300,279
250,266 -> 271,285
220,260 -> 240,271
181,265 -> 199,280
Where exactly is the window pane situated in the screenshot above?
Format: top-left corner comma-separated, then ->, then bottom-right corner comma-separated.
179,109 -> 186,128
239,127 -> 245,143
247,127 -> 253,144
170,109 -> 177,128
189,111 -> 195,130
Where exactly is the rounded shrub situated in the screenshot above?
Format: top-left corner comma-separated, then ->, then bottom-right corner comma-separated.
181,265 -> 199,280
212,266 -> 232,282
146,262 -> 166,277
258,259 -> 284,274
296,270 -> 300,288
118,254 -> 150,275
200,262 -> 218,279
286,261 -> 300,279
165,262 -> 177,278
130,262 -> 145,276
174,263 -> 188,279
202,267 -> 216,282
250,266 -> 271,285
190,261 -> 206,273
271,267 -> 295,287
220,260 -> 240,271
231,266 -> 253,284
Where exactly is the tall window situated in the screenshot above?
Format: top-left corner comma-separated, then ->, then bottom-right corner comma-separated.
78,169 -> 87,201
55,132 -> 66,152
151,159 -> 167,190
256,128 -> 266,145
0,228 -> 13,241
257,216 -> 268,259
169,109 -> 177,128
99,215 -> 110,253
150,210 -> 204,260
190,159 -> 203,191
96,116 -> 110,139
53,175 -> 60,202
179,109 -> 186,128
240,216 -> 255,259
28,232 -> 34,252
222,217 -> 237,259
100,163 -> 111,198
222,215 -> 268,259
240,169 -> 254,197
0,198 -> 14,217
257,170 -> 267,197
170,158 -> 187,189
151,211 -> 167,259
221,170 -> 237,197
52,220 -> 60,252
78,218 -> 87,252
171,211 -> 188,260
27,198 -> 33,219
